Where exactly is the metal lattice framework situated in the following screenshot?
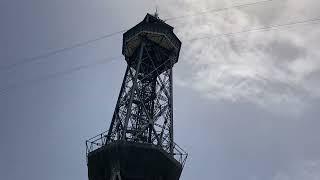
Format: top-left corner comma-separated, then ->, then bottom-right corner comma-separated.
86,39 -> 188,166
108,40 -> 176,154
86,14 -> 187,180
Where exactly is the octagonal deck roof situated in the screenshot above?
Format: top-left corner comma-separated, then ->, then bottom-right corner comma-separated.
122,13 -> 181,62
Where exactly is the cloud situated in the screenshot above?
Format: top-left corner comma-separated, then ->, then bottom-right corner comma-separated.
160,0 -> 320,114
273,160 -> 320,180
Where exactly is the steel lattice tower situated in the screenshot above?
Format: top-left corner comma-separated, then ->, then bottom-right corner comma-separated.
86,13 -> 187,180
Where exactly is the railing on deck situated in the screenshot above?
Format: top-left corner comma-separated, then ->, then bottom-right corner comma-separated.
86,130 -> 188,167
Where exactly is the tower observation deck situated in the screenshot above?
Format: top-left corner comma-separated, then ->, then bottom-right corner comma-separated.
86,13 -> 187,180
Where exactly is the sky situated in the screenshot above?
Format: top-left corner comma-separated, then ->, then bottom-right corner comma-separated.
1,0 -> 320,180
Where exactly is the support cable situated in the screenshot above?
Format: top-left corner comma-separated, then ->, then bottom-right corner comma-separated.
1,0 -> 275,71
1,30 -> 125,71
164,0 -> 274,21
2,1 -> 320,95
186,16 -> 320,42
2,17 -> 320,95
0,56 -> 121,96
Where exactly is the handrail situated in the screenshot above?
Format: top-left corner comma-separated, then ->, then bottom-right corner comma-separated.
86,130 -> 188,167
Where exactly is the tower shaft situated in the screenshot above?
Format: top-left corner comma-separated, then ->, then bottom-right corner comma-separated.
107,41 -> 174,155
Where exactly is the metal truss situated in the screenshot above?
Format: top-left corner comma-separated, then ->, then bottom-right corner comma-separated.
86,38 -> 187,167
107,39 -> 176,154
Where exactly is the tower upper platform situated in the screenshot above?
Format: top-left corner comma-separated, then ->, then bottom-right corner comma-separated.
122,13 -> 182,68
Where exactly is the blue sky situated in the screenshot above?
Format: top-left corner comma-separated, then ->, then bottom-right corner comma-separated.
1,0 -> 320,180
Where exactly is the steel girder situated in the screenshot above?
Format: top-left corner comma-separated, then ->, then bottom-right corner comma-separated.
107,40 -> 175,155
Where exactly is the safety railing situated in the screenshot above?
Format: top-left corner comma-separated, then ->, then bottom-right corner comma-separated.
86,130 -> 188,167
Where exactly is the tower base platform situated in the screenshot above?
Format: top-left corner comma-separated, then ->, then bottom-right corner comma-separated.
87,141 -> 183,180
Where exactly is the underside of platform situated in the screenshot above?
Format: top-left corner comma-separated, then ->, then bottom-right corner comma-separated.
87,141 -> 183,180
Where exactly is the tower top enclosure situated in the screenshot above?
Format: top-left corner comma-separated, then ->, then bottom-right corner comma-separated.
86,13 -> 187,180
122,13 -> 181,74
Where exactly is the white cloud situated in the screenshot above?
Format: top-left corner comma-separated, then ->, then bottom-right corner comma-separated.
160,0 -> 320,114
273,160 -> 320,180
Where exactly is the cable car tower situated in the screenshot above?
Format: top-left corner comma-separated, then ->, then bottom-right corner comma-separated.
86,13 -> 187,180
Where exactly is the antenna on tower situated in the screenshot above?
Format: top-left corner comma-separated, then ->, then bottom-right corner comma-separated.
154,6 -> 159,18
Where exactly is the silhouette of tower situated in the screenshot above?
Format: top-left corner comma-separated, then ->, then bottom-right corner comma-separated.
86,13 -> 187,180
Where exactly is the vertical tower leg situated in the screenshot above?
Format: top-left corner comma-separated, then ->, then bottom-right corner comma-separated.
122,42 -> 145,139
169,60 -> 174,156
109,159 -> 122,180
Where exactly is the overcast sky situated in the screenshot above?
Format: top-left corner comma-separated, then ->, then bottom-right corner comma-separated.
1,0 -> 320,180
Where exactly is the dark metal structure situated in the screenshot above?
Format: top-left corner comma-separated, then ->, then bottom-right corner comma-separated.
86,13 -> 187,180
